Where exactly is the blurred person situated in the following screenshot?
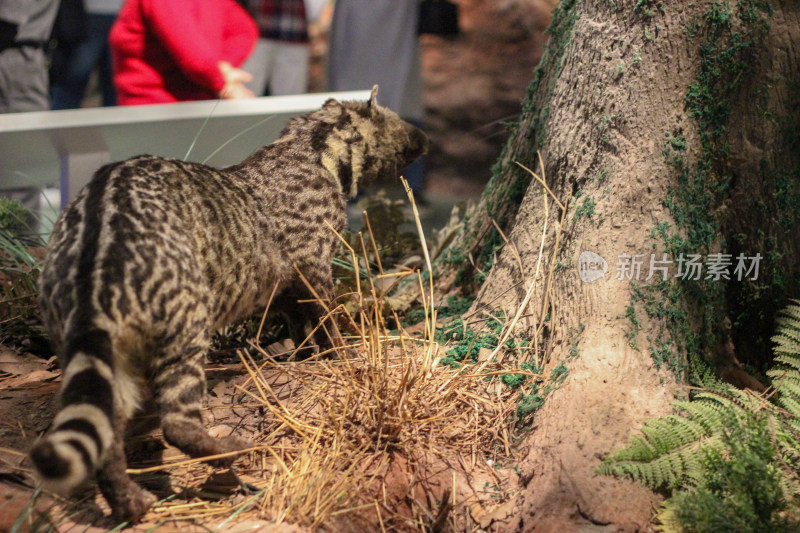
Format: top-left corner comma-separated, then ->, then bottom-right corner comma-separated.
241,0 -> 313,96
50,0 -> 124,109
109,0 -> 258,105
327,0 -> 426,200
0,0 -> 60,112
0,0 -> 60,235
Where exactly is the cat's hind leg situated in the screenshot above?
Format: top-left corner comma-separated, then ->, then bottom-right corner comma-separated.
96,413 -> 158,522
151,320 -> 249,467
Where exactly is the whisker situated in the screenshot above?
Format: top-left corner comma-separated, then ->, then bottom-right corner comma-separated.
466,113 -> 521,134
202,115 -> 277,165
184,99 -> 221,161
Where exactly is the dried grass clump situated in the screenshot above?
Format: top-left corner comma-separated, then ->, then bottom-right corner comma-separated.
197,181 -> 523,529
227,332 -> 518,528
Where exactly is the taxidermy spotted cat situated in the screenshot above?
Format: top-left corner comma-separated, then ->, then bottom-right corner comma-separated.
29,86 -> 428,521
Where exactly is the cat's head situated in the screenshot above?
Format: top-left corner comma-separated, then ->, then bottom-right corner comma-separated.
310,85 -> 429,196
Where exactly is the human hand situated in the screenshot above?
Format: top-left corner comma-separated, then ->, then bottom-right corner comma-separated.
217,61 -> 255,99
219,81 -> 255,99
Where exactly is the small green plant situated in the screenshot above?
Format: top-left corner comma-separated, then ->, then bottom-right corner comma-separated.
0,198 -> 32,237
595,167 -> 612,183
624,298 -> 641,349
438,294 -> 476,320
599,300 -> 800,532
0,220 -> 47,354
404,306 -> 427,327
517,383 -> 546,421
667,134 -> 688,151
516,359 -> 572,424
436,313 -> 509,367
554,257 -> 574,272
502,361 -> 540,389
634,0 -> 656,19
516,324 -> 582,425
664,414 -> 798,532
567,322 -> 585,359
573,196 -> 597,222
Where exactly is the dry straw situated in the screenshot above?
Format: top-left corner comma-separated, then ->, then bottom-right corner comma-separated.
16,164 -> 566,531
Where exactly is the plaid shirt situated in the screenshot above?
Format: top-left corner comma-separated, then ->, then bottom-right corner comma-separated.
247,0 -> 308,43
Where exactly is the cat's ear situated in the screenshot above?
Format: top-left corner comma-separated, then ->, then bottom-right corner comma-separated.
368,85 -> 379,109
323,97 -> 342,110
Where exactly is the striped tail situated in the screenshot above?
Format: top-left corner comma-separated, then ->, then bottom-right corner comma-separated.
30,349 -> 115,495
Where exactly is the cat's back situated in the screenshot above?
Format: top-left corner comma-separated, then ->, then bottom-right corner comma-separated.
38,155 -> 240,346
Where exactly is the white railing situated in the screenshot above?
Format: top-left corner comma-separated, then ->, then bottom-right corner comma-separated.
0,91 -> 370,208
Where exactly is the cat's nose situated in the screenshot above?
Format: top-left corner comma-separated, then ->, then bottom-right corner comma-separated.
405,124 -> 429,161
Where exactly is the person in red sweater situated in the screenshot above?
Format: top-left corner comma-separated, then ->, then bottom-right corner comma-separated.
109,0 -> 258,105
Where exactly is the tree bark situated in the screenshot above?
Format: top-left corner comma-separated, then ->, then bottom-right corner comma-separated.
442,0 -> 800,530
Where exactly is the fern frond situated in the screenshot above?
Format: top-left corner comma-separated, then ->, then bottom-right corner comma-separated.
655,498 -> 683,533
659,414 -> 706,445
776,379 -> 800,399
601,300 -> 800,532
772,302 -> 800,359
773,339 -> 800,359
672,399 -> 734,434
769,312 -> 800,421
775,462 -> 800,500
772,384 -> 800,418
695,388 -> 765,414
599,379 -> 797,493
767,368 -> 800,384
641,417 -> 700,456
600,436 -> 722,490
783,417 -> 800,434
776,300 -> 800,320
688,361 -> 729,392
598,407 -> 726,491
774,315 -> 800,333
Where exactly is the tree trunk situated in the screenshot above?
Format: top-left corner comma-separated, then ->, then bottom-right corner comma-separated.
441,0 -> 800,530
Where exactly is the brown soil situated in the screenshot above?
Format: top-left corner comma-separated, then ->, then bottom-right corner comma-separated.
0,332 -> 522,532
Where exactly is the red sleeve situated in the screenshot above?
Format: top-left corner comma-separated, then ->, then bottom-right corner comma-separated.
220,0 -> 258,67
141,0 -> 226,92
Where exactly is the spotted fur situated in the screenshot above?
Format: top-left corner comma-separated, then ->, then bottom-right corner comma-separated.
30,86 -> 428,521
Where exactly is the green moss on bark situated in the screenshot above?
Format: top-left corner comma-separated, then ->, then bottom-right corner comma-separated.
640,0 -> 800,374
440,0 -> 581,290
